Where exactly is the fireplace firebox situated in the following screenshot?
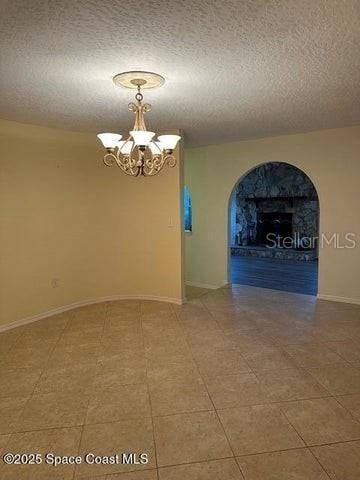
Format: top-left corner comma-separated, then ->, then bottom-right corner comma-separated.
257,212 -> 293,246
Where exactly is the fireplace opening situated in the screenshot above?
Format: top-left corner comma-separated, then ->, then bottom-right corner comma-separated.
257,212 -> 293,246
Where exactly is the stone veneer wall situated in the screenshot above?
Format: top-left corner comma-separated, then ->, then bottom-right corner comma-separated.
233,162 -> 319,250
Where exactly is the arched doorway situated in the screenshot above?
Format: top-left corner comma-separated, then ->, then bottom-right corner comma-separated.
228,162 -> 319,295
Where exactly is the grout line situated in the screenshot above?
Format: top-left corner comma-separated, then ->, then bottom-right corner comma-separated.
13,315 -> 72,428
233,438 -> 360,458
331,395 -> 360,426
156,455 -> 240,472
140,301 -> 160,480
171,301 -> 241,474
307,445 -> 332,479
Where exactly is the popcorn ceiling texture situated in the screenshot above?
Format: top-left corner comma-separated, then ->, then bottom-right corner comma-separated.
0,0 -> 359,146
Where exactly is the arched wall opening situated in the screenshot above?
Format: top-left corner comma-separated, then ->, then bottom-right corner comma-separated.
228,162 -> 320,295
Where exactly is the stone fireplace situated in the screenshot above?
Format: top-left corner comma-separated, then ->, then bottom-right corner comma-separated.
230,163 -> 319,261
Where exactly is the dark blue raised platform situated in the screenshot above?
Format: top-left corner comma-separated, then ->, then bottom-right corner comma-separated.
230,255 -> 318,296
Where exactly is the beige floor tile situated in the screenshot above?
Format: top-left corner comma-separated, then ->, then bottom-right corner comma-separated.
264,327 -> 318,345
142,315 -> 180,331
18,392 -> 89,430
1,426 -> 82,479
12,332 -> 59,351
0,342 -> 15,358
310,325 -> 358,342
223,333 -> 273,352
100,335 -> 144,354
187,329 -> 235,349
146,358 -> 201,384
212,311 -> 264,333
0,396 -> 28,434
0,367 -> 42,398
77,471 -> 158,480
159,458 -> 243,479
104,310 -> 141,324
0,433 -> 11,453
279,397 -> 360,445
0,330 -> 20,354
101,325 -> 142,339
86,384 -> 151,424
104,317 -> 141,333
149,378 -> 213,416
306,364 -> 360,395
93,355 -> 147,389
335,393 -> 360,421
255,368 -> 329,402
153,411 -> 232,467
325,341 -> 360,363
143,330 -> 187,349
144,340 -> 192,362
77,418 -> 155,476
20,313 -> 69,334
140,305 -> 174,322
34,364 -> 96,394
65,316 -> 104,333
193,348 -> 251,377
205,373 -> 268,409
175,303 -> 210,318
237,448 -> 329,480
107,299 -> 140,314
185,286 -> 212,300
180,316 -> 221,334
218,404 -> 304,456
48,343 -> 100,367
0,328 -> 18,341
4,343 -> 54,368
242,345 -> 297,371
283,343 -> 346,367
311,440 -> 360,480
58,329 -> 101,347
141,300 -> 174,314
72,305 -> 107,319
107,310 -> 141,321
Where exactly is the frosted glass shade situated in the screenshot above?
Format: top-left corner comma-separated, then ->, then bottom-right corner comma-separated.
158,134 -> 181,150
97,133 -> 122,148
148,141 -> 162,154
130,130 -> 155,146
117,140 -> 133,155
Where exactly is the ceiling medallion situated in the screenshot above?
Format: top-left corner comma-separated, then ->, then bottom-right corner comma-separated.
97,71 -> 180,177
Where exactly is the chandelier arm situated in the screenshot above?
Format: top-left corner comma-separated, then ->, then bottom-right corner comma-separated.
116,152 -> 140,176
103,152 -> 117,167
140,151 -> 177,176
143,153 -> 165,176
104,149 -> 177,177
164,153 -> 177,168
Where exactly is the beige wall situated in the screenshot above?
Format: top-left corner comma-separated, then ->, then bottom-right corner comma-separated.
0,119 -> 184,326
185,126 -> 360,303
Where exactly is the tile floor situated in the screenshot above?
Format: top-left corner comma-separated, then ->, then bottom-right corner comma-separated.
0,285 -> 360,479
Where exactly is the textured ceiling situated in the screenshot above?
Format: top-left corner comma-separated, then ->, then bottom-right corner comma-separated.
1,0 -> 359,146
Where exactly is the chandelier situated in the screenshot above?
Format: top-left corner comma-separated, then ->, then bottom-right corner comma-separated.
97,71 -> 181,177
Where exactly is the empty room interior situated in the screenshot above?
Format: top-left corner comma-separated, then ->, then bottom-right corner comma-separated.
1,1 -> 360,479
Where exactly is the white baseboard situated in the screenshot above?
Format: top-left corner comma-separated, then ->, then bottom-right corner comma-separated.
0,294 -> 185,333
186,281 -> 226,290
317,294 -> 360,305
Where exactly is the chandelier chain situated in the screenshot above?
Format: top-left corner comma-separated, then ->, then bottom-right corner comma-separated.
135,86 -> 143,103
